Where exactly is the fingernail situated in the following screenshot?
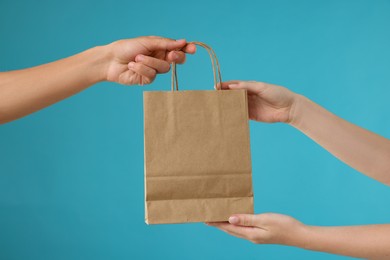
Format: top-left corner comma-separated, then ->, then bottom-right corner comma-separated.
229,216 -> 239,224
136,55 -> 144,62
128,62 -> 135,68
228,84 -> 238,88
176,39 -> 185,42
173,52 -> 179,60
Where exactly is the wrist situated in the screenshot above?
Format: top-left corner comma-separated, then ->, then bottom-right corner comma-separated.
82,45 -> 112,83
279,223 -> 313,249
288,94 -> 310,128
278,222 -> 311,247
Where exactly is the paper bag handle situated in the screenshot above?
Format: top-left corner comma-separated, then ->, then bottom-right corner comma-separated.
171,41 -> 223,91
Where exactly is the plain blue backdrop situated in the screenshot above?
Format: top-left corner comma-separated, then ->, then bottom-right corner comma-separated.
1,0 -> 390,259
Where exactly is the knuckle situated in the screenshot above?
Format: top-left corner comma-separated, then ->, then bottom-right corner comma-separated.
143,77 -> 152,85
242,217 -> 250,226
111,39 -> 126,48
178,56 -> 186,64
146,73 -> 156,84
258,81 -> 267,89
145,66 -> 154,75
162,63 -> 171,72
136,54 -> 147,63
133,62 -> 142,70
150,75 -> 157,83
147,79 -> 154,84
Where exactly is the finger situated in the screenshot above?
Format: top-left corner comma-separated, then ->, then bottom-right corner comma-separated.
128,62 -> 156,85
145,37 -> 196,54
135,55 -> 170,73
229,214 -> 260,227
182,43 -> 196,54
207,222 -> 257,239
221,81 -> 267,94
169,43 -> 197,63
166,51 -> 186,64
140,36 -> 187,52
117,70 -> 137,86
167,43 -> 197,60
220,80 -> 240,90
167,43 -> 196,63
207,223 -> 247,239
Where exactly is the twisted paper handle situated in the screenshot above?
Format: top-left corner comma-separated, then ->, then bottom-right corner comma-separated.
171,42 -> 222,91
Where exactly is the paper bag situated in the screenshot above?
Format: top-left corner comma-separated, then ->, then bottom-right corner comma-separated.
144,42 -> 254,224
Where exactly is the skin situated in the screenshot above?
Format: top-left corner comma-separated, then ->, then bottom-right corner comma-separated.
0,36 -> 196,124
2,39 -> 390,257
202,81 -> 390,259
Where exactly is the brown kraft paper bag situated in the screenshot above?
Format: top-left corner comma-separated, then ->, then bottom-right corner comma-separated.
144,42 -> 254,224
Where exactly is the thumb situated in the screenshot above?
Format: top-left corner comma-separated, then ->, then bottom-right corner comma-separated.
141,37 -> 187,52
229,214 -> 258,227
222,81 -> 268,95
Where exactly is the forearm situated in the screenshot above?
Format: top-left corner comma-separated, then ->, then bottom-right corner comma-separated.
289,224 -> 390,259
290,95 -> 390,185
0,45 -> 110,124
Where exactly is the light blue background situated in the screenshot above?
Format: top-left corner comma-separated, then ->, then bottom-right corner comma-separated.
1,0 -> 390,259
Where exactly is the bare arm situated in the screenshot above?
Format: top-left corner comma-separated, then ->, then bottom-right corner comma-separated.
0,36 -> 196,124
300,223 -> 390,259
221,81 -> 390,185
207,81 -> 390,258
208,213 -> 390,259
0,47 -> 108,123
290,95 -> 390,185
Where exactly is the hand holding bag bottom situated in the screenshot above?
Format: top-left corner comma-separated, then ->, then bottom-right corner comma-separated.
144,42 -> 254,224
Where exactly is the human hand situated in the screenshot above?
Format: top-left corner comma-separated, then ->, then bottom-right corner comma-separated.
207,213 -> 305,245
105,36 -> 196,85
221,81 -> 298,123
